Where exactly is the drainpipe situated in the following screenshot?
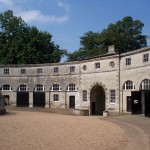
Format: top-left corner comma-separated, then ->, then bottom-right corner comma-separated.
118,52 -> 121,113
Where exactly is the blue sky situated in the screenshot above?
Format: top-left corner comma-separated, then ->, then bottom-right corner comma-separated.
0,0 -> 150,53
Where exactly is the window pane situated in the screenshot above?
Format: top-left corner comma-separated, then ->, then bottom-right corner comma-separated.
4,69 -> 9,74
21,69 -> 26,74
83,90 -> 87,101
110,90 -> 115,103
53,94 -> 59,101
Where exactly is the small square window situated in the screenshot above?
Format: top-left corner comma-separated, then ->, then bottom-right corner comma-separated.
143,53 -> 149,62
70,66 -> 75,73
4,69 -> 9,74
54,67 -> 59,73
53,94 -> 59,101
95,62 -> 100,68
126,58 -> 131,66
37,68 -> 42,74
21,69 -> 26,74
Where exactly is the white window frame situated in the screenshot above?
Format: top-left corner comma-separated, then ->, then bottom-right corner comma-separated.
53,94 -> 59,101
54,67 -> 59,73
68,84 -> 76,91
37,68 -> 42,74
83,90 -> 87,102
123,81 -> 135,90
51,84 -> 60,91
18,84 -> 28,91
126,58 -> 131,66
21,68 -> 26,74
110,90 -> 116,104
70,66 -> 75,73
141,79 -> 150,90
1,84 -> 12,91
143,53 -> 149,62
95,62 -> 100,69
34,84 -> 44,91
4,69 -> 9,75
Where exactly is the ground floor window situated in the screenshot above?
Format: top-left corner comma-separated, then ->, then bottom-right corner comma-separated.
82,90 -> 87,101
53,94 -> 59,101
110,90 -> 115,103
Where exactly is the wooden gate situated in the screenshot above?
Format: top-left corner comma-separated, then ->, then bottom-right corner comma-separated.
131,91 -> 141,114
33,92 -> 45,107
17,92 -> 29,107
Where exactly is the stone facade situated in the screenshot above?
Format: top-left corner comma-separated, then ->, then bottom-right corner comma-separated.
0,46 -> 150,115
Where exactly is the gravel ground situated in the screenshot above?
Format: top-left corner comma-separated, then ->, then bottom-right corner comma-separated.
0,111 -> 127,150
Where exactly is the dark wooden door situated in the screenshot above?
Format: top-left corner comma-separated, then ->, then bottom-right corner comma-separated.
145,91 -> 150,117
131,91 -> 141,114
92,102 -> 96,115
69,96 -> 75,109
17,92 -> 29,107
127,96 -> 131,112
33,92 -> 45,107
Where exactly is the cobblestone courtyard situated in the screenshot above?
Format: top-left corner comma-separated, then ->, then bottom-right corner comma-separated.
0,109 -> 150,150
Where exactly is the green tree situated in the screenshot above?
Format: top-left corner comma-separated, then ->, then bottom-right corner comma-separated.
0,10 -> 66,64
67,16 -> 147,61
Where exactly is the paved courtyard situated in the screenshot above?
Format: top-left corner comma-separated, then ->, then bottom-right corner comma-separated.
0,109 -> 150,150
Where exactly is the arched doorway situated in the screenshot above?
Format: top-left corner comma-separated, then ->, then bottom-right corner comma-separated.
90,85 -> 105,115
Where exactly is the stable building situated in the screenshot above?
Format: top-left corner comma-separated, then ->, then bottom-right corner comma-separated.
0,46 -> 150,116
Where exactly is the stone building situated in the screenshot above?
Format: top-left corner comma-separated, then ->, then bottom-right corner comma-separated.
0,46 -> 150,115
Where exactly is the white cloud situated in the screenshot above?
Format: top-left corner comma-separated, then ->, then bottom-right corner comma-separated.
18,10 -> 69,23
0,0 -> 70,24
57,1 -> 70,13
0,0 -> 13,7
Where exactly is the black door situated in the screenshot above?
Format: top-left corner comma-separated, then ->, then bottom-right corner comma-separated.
17,92 -> 29,107
92,102 -> 96,115
69,96 -> 75,109
131,91 -> 141,114
33,92 -> 45,107
145,91 -> 150,117
127,96 -> 131,112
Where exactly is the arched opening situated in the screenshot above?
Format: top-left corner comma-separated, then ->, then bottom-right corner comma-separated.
90,85 -> 105,115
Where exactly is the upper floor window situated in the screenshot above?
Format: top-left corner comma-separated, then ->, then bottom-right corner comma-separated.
83,90 -> 87,101
51,84 -> 60,91
4,69 -> 9,74
126,58 -> 131,66
18,84 -> 29,91
37,68 -> 42,74
54,67 -> 59,73
1,84 -> 12,91
34,84 -> 44,91
70,66 -> 75,73
123,80 -> 135,90
95,62 -> 100,69
143,53 -> 149,62
21,69 -> 26,74
68,84 -> 76,91
140,79 -> 150,90
110,90 -> 115,103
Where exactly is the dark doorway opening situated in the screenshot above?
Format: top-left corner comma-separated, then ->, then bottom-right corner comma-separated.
69,96 -> 75,109
131,91 -> 141,114
145,91 -> 150,117
4,95 -> 9,105
127,96 -> 131,112
17,92 -> 29,107
33,92 -> 45,107
90,85 -> 105,115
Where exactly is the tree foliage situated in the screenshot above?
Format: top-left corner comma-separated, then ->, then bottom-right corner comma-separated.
67,16 -> 147,61
0,10 -> 66,64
